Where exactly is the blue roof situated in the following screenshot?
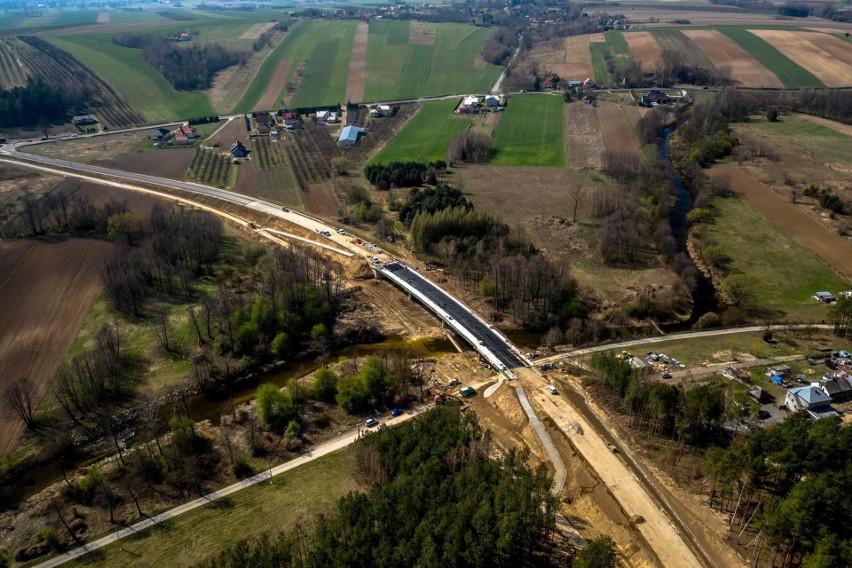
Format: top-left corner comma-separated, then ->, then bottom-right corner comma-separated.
339,125 -> 365,143
789,386 -> 831,405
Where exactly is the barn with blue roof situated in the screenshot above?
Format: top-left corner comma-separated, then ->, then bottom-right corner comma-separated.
338,125 -> 365,147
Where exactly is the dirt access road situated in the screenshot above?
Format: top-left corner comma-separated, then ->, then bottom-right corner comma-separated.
517,367 -> 712,568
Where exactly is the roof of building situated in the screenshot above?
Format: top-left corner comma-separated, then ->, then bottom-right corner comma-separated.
339,125 -> 365,143
808,406 -> 840,420
789,386 -> 832,405
821,377 -> 852,396
461,95 -> 480,107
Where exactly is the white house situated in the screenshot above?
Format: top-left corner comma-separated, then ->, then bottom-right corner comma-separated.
785,386 -> 831,412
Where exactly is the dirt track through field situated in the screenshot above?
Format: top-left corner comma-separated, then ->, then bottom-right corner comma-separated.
255,58 -> 293,111
0,238 -> 113,457
623,31 -> 662,73
748,30 -> 852,87
796,114 -> 852,136
548,35 -> 593,80
240,22 -> 276,40
345,22 -> 369,104
713,165 -> 852,283
597,102 -> 639,154
682,29 -> 783,88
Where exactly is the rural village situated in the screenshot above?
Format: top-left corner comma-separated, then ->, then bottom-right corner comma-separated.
0,0 -> 851,567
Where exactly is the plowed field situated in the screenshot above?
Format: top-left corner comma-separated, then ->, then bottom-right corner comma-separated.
345,22 -> 369,104
566,103 -> 603,169
623,32 -> 662,74
0,238 -> 113,456
682,29 -> 783,88
749,30 -> 852,87
304,183 -> 339,217
597,102 -> 639,154
546,35 -> 594,80
255,58 -> 293,110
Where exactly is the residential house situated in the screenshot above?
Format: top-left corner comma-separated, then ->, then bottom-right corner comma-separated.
582,77 -> 595,88
542,75 -> 557,89
484,95 -> 502,108
253,113 -> 273,134
785,386 -> 832,413
150,128 -> 170,141
72,114 -> 98,126
338,125 -> 365,147
641,90 -> 670,107
817,372 -> 852,402
230,141 -> 249,157
279,111 -> 300,129
369,104 -> 391,118
459,95 -> 481,113
766,365 -> 791,378
177,124 -> 197,139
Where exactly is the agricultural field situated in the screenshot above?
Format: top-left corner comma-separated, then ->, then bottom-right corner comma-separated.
747,30 -> 852,88
489,95 -> 565,167
346,21 -> 369,104
363,20 -> 501,102
681,30 -> 783,88
248,136 -> 303,206
588,31 -> 634,86
0,238 -> 113,457
565,103 -> 604,169
289,21 -> 357,108
187,148 -> 234,188
47,34 -> 212,123
531,34 -> 594,82
718,28 -> 823,88
652,30 -> 714,70
622,31 -> 662,74
0,36 -> 143,128
596,102 -> 640,155
371,100 -> 471,164
705,195 -> 850,320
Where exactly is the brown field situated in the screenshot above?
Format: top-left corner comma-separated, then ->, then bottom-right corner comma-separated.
208,118 -> 250,148
565,103 -> 604,169
622,104 -> 648,128
64,180 -> 169,218
712,165 -> 852,283
682,29 -> 783,88
597,102 -> 639,154
0,238 -> 113,456
588,33 -> 606,43
239,22 -> 276,40
409,22 -> 436,46
26,130 -> 152,163
255,58 -> 293,111
545,35 -> 594,81
233,162 -> 260,199
345,22 -> 369,104
796,114 -> 852,137
653,30 -> 713,70
93,149 -> 193,181
623,31 -> 662,73
749,30 -> 852,87
303,183 -> 339,217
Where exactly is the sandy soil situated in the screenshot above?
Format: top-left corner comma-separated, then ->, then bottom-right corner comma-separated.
409,22 -> 436,46
566,102 -> 604,169
239,22 -> 276,40
682,29 -> 783,88
795,114 -> 852,136
597,102 -> 640,154
0,238 -> 114,456
712,165 -> 852,282
345,22 -> 369,104
623,31 -> 662,73
255,58 -> 293,111
748,30 -> 852,87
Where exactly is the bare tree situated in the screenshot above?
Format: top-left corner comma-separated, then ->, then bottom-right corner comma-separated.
570,185 -> 585,223
4,377 -> 38,432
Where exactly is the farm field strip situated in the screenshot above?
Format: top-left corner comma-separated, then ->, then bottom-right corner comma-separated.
588,31 -> 634,85
47,34 -> 211,123
290,21 -> 358,108
371,100 -> 471,164
652,30 -> 713,69
747,29 -> 852,87
795,114 -> 852,137
363,21 -> 501,102
545,34 -> 594,81
490,95 -> 565,167
682,29 -> 783,88
597,102 -> 640,155
236,24 -> 299,113
0,38 -> 29,87
622,31 -> 662,73
565,103 -> 604,169
719,28 -> 823,88
345,21 -> 369,104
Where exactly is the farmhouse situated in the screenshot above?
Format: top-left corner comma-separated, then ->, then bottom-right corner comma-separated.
583,77 -> 595,88
177,124 -> 198,139
459,95 -> 481,113
484,95 -> 503,108
817,372 -> 852,402
784,386 -> 831,413
338,125 -> 365,147
230,141 -> 249,157
279,110 -> 300,129
369,105 -> 391,118
253,113 -> 273,133
150,128 -> 170,141
316,110 -> 338,123
641,90 -> 670,107
72,114 -> 98,126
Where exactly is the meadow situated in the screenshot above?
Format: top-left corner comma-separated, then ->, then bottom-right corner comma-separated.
363,20 -> 501,102
489,95 -> 565,166
371,100 -> 471,164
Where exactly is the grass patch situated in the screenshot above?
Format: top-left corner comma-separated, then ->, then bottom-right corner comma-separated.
707,196 -> 849,320
719,28 -> 823,88
743,115 -> 852,166
489,95 -> 565,166
47,35 -> 212,123
589,31 -> 634,86
371,100 -> 471,164
363,21 -> 501,102
290,21 -> 357,108
67,449 -> 358,568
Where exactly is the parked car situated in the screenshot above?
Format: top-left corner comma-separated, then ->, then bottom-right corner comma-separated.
459,386 -> 477,398
365,418 -> 379,428
758,410 -> 771,420
282,206 -> 289,212
546,385 -> 558,395
661,372 -> 673,379
391,408 -> 404,417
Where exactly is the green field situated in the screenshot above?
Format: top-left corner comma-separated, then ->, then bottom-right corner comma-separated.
67,450 -> 358,568
744,115 -> 851,165
707,196 -> 849,320
363,21 -> 501,102
719,28 -> 823,88
47,35 -> 212,123
372,100 -> 471,164
489,95 -> 565,166
589,31 -> 634,86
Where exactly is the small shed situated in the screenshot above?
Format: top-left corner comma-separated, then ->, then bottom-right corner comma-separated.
766,365 -> 791,378
749,387 -> 772,404
814,291 -> 836,303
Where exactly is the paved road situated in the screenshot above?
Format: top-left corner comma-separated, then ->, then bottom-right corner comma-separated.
35,409 -> 422,568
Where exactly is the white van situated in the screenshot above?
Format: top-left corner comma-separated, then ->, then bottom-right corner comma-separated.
546,385 -> 558,395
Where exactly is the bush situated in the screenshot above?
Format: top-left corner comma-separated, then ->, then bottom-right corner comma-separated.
693,311 -> 721,330
255,383 -> 296,432
313,368 -> 338,403
232,456 -> 254,479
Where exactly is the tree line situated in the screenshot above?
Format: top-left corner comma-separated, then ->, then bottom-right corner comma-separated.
113,33 -> 247,91
398,185 -> 472,227
0,77 -> 88,128
199,405 -> 562,568
481,26 -> 518,66
363,160 -> 447,189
